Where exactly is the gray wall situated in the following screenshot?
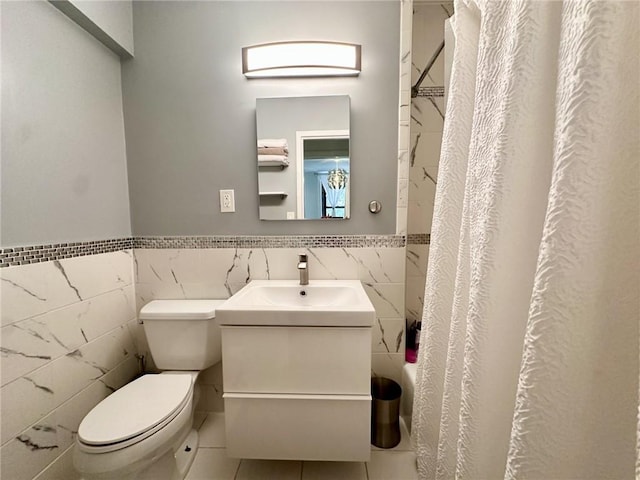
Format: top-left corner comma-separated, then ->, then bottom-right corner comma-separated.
122,1 -> 400,236
1,0 -> 132,247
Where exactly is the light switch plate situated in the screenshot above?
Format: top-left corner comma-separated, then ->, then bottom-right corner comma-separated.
220,189 -> 235,212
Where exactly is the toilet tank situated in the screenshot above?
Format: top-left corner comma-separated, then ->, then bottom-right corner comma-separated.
139,300 -> 226,371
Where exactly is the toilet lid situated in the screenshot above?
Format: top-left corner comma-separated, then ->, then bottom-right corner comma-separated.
78,374 -> 193,446
139,299 -> 227,320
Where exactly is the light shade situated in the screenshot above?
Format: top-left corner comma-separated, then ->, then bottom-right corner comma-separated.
242,41 -> 361,78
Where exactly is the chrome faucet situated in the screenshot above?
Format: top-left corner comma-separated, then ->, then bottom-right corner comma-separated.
297,253 -> 309,285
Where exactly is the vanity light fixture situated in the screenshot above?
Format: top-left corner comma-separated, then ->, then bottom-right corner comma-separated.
242,41 -> 361,78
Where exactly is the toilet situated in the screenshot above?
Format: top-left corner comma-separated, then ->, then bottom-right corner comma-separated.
73,299 -> 226,480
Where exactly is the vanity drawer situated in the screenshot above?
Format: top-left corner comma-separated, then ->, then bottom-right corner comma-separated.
224,393 -> 371,461
221,326 -> 371,394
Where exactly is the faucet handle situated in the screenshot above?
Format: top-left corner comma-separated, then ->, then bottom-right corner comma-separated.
297,253 -> 308,270
298,253 -> 309,285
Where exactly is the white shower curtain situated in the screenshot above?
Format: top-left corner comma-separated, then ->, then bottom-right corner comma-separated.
413,0 -> 639,479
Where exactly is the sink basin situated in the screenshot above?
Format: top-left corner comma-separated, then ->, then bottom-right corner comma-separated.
216,280 -> 375,327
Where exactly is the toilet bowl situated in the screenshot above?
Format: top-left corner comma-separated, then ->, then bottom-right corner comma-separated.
73,372 -> 196,480
73,300 -> 226,480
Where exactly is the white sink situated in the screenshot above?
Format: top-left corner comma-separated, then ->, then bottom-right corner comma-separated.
216,280 -> 375,327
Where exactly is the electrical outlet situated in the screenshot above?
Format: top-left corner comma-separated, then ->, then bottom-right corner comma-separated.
287,211 -> 295,220
220,189 -> 235,212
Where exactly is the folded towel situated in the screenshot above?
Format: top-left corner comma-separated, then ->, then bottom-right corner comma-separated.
258,138 -> 288,149
258,146 -> 289,156
258,154 -> 289,165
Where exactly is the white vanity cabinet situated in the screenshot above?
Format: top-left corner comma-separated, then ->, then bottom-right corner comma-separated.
221,325 -> 372,461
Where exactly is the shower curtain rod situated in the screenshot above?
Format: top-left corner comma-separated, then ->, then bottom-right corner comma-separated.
411,40 -> 445,98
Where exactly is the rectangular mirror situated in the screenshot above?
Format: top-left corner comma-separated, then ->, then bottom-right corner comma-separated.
256,95 -> 350,220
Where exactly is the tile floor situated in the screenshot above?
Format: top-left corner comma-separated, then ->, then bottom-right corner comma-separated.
186,412 -> 419,480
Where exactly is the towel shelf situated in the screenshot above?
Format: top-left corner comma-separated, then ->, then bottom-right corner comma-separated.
258,159 -> 289,168
259,192 -> 288,200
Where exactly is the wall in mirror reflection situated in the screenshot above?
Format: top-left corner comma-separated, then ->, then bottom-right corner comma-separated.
256,96 -> 350,221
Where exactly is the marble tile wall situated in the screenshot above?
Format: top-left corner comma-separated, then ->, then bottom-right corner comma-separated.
133,246 -> 406,411
0,251 -> 139,480
0,240 -> 407,477
405,2 -> 453,327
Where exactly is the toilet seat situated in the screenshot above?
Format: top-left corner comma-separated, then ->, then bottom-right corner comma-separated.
77,374 -> 193,453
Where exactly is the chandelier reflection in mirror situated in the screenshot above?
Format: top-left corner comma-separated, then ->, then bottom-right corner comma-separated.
327,167 -> 348,190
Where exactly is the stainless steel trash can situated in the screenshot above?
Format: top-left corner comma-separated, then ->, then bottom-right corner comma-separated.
371,377 -> 402,448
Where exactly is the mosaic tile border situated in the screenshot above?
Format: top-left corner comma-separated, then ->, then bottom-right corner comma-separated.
0,238 -> 133,267
407,233 -> 431,245
1,235 -> 408,267
133,235 -> 407,249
